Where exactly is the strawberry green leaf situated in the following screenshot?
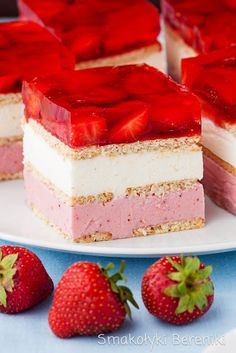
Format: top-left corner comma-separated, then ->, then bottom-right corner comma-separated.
176,295 -> 190,314
167,257 -> 183,272
195,266 -> 213,280
119,260 -> 126,274
119,286 -> 139,309
0,286 -> 7,307
177,282 -> 187,296
101,261 -> 139,319
110,281 -> 119,294
192,292 -> 208,311
0,252 -> 18,306
124,302 -> 132,319
187,300 -> 195,313
104,262 -> 115,271
201,281 -> 214,296
164,256 -> 214,315
164,284 -> 181,298
168,272 -> 183,282
1,253 -> 18,270
183,257 -> 200,275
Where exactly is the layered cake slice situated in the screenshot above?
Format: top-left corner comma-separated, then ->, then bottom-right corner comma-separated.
22,65 -> 204,242
162,0 -> 236,80
182,47 -> 236,215
0,21 -> 74,181
18,0 -> 166,72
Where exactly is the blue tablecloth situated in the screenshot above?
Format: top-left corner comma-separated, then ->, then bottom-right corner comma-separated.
0,240 -> 235,353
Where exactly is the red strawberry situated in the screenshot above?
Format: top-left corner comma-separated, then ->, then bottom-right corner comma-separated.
0,246 -> 54,314
103,100 -> 148,126
71,109 -> 107,147
48,261 -> 138,338
142,256 -> 214,325
84,86 -> 126,105
108,103 -> 149,144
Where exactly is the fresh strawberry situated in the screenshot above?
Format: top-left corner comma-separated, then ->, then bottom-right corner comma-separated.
108,103 -> 149,144
0,246 -> 54,314
71,109 -> 107,147
48,261 -> 138,338
142,256 -> 214,325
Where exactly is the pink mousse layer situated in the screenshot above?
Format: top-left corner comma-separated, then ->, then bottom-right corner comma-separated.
203,155 -> 236,215
0,142 -> 23,175
25,169 -> 205,240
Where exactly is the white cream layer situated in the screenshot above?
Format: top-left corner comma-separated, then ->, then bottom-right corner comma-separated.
202,118 -> 236,167
24,123 -> 203,198
164,22 -> 197,81
0,94 -> 24,138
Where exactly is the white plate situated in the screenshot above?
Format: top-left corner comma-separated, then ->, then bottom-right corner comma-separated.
0,180 -> 235,257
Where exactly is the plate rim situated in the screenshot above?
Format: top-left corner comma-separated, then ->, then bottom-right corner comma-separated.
1,230 -> 236,258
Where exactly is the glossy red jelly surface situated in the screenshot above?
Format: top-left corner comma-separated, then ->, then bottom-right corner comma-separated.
162,0 -> 236,53
23,64 -> 201,148
182,46 -> 236,126
0,21 -> 74,94
18,0 -> 161,62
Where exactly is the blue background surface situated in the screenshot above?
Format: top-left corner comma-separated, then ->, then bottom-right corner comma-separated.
0,240 -> 235,353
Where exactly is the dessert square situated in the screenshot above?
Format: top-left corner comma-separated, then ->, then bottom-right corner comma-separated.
182,46 -> 236,215
23,64 -> 204,242
0,21 -> 74,181
162,0 -> 236,80
18,0 -> 166,72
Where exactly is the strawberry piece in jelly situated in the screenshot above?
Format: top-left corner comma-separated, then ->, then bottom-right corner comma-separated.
18,0 -> 161,62
23,64 -> 201,148
162,0 -> 236,52
0,21 -> 74,94
182,46 -> 236,125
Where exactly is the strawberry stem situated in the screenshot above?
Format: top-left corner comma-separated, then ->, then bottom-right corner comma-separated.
164,256 -> 214,315
0,251 -> 18,307
100,260 -> 139,318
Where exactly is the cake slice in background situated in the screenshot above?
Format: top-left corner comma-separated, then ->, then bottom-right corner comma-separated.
17,0 -> 166,72
0,21 -> 74,181
22,65 -> 204,242
161,0 -> 236,80
182,46 -> 236,215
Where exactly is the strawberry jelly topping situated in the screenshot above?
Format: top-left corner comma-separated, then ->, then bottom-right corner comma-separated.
162,0 -> 236,53
182,46 -> 236,126
23,65 -> 201,148
18,0 -> 161,62
0,21 -> 74,94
